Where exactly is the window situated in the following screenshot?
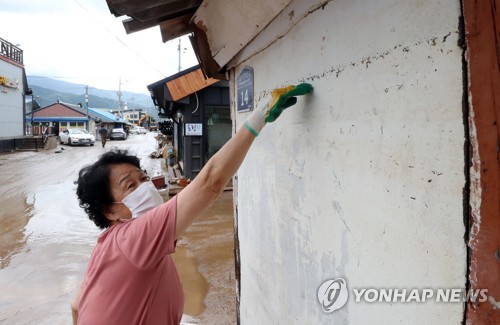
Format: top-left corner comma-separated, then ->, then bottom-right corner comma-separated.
204,106 -> 231,160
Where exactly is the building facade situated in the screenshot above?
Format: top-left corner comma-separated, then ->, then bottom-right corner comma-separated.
0,37 -> 31,139
229,2 -> 466,323
148,66 -> 230,179
109,108 -> 145,126
32,102 -> 127,137
32,102 -> 88,136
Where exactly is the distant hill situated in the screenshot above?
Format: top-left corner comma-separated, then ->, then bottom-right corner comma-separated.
29,85 -> 124,110
27,76 -> 154,112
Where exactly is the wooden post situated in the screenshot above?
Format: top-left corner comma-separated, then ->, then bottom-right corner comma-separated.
463,0 -> 500,322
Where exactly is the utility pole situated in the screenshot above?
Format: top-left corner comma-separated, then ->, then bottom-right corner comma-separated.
85,85 -> 89,131
178,38 -> 181,72
117,78 -> 123,118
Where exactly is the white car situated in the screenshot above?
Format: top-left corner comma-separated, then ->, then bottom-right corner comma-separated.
130,126 -> 147,134
110,128 -> 128,140
59,128 -> 95,146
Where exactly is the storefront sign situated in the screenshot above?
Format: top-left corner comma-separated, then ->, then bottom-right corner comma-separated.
0,75 -> 18,89
185,123 -> 203,136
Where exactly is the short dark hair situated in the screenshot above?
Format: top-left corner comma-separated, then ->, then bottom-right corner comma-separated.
76,149 -> 140,229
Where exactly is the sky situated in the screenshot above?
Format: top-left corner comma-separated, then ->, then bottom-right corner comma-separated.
0,0 -> 199,95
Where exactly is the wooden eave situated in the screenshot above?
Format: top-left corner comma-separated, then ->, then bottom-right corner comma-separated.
105,0 -> 295,79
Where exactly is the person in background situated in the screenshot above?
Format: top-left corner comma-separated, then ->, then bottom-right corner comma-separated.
42,126 -> 49,145
71,84 -> 312,324
98,124 -> 108,148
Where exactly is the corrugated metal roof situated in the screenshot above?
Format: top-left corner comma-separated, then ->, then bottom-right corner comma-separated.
166,68 -> 218,101
88,107 -> 127,123
106,0 -> 201,38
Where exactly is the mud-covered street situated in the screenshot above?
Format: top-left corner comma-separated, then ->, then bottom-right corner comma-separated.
0,133 -> 236,324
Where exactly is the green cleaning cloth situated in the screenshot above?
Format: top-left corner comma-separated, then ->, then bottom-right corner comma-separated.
265,83 -> 314,123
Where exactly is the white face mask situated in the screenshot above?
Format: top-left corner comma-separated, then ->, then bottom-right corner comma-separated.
119,181 -> 164,218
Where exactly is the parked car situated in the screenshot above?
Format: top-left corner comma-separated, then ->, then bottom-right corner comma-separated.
110,128 -> 128,140
149,123 -> 158,132
59,128 -> 95,146
130,126 -> 147,134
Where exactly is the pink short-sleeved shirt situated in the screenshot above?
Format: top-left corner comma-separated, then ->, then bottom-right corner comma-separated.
78,196 -> 184,325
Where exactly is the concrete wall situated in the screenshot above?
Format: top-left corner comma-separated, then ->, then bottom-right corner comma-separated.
232,0 -> 466,323
0,60 -> 24,138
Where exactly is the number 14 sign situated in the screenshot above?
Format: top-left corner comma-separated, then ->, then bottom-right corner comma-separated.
237,67 -> 254,113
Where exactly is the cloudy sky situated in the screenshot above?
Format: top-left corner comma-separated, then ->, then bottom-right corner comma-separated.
0,0 -> 198,95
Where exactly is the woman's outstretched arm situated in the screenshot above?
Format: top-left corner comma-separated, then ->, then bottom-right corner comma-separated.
175,83 -> 313,238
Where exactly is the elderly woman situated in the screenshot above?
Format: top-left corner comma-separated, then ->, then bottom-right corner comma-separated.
71,84 -> 312,324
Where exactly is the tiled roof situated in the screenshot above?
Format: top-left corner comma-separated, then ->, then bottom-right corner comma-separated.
34,103 -> 85,118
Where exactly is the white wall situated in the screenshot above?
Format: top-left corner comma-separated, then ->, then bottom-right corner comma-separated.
233,0 -> 466,323
0,60 -> 24,138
